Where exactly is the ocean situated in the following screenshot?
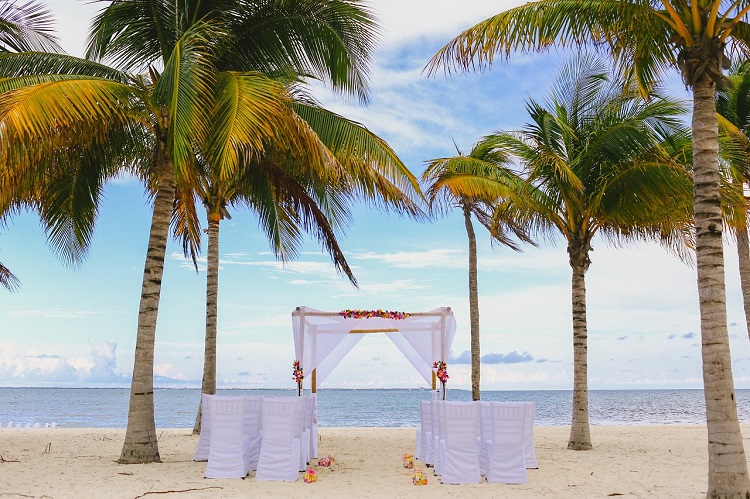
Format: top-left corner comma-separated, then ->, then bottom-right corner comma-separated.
3,388 -> 750,429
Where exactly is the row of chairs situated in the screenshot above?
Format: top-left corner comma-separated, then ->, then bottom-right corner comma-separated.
194,394 -> 317,481
416,400 -> 536,484
5,421 -> 57,429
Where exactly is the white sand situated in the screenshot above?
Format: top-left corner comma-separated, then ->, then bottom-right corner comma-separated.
0,424 -> 740,498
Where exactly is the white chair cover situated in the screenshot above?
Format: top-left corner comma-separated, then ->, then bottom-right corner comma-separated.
430,400 -> 441,472
305,394 -> 318,459
478,401 -> 492,476
486,402 -> 527,484
417,400 -> 432,463
439,401 -> 481,484
256,397 -> 300,481
524,402 -> 538,469
193,393 -> 213,461
204,396 -> 249,479
295,396 -> 309,471
243,396 -> 263,471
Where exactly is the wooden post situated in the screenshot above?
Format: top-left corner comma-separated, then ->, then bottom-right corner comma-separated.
312,368 -> 317,394
432,370 -> 436,391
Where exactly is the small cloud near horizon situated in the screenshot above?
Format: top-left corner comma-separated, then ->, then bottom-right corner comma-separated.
449,350 -> 536,364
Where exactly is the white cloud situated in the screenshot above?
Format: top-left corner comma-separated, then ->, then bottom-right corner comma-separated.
352,248 -> 463,268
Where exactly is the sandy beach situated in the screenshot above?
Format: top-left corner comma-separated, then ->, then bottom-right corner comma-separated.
1,424 -> 743,498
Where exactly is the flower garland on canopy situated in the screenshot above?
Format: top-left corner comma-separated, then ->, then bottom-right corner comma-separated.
433,361 -> 448,399
293,360 -> 304,396
339,309 -> 410,320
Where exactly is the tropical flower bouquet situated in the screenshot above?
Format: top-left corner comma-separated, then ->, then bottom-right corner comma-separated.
292,360 -> 304,396
433,360 -> 448,400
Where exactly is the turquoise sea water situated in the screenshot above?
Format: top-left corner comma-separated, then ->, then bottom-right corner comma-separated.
3,388 -> 750,429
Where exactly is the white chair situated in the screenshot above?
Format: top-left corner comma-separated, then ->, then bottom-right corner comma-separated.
295,396 -> 309,471
478,401 -> 493,476
243,396 -> 263,471
486,402 -> 527,484
439,401 -> 481,484
256,397 -> 300,481
304,394 -> 318,459
204,396 -> 249,479
430,400 -> 441,473
193,393 -> 213,461
524,402 -> 538,469
416,400 -> 432,463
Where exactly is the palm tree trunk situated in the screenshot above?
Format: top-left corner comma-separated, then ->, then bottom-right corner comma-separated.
736,222 -> 750,342
193,214 -> 220,434
567,240 -> 591,451
118,153 -> 175,464
463,203 -> 480,401
692,78 -> 750,496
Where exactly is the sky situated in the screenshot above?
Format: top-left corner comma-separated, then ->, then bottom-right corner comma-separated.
2,0 -> 750,391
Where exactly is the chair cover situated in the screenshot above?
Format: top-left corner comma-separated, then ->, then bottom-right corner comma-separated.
193,393 -> 213,461
417,400 -> 432,463
204,396 -> 249,479
478,401 -> 492,476
256,397 -> 300,481
305,394 -> 318,459
524,402 -> 538,469
430,400 -> 441,472
295,396 -> 309,471
486,402 -> 527,484
243,396 -> 263,471
439,401 -> 481,484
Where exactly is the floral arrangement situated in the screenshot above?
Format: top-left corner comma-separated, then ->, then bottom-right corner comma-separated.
303,468 -> 317,483
433,360 -> 448,400
402,453 -> 414,469
317,455 -> 334,467
293,360 -> 304,395
339,309 -> 410,320
412,468 -> 428,485
433,361 -> 448,383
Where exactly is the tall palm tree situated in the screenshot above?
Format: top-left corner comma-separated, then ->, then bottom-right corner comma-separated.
0,33 -> 323,466
434,56 -> 694,450
427,3 -> 750,493
422,141 -> 532,401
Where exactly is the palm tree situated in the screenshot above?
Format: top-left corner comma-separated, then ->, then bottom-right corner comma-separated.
422,141 -> 532,401
434,56 -> 694,450
716,61 -> 750,342
427,3 -> 750,493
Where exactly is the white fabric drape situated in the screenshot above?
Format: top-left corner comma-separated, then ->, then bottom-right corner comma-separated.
292,307 -> 456,388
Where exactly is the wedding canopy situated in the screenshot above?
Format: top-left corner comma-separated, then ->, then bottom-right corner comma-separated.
292,306 -> 456,391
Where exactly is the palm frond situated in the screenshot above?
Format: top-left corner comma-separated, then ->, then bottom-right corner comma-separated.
425,0 -> 675,95
0,0 -> 60,53
228,0 -> 379,103
0,260 -> 20,291
155,20 -> 219,177
0,51 -> 132,82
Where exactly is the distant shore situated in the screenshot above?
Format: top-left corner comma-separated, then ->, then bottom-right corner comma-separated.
0,424 -> 737,498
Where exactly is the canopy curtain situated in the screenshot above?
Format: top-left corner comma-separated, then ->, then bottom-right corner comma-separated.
292,306 -> 456,389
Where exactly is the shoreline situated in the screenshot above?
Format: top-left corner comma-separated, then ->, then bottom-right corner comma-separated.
1,424 -> 740,498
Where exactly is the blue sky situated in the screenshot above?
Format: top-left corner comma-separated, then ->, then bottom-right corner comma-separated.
2,0 -> 750,391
